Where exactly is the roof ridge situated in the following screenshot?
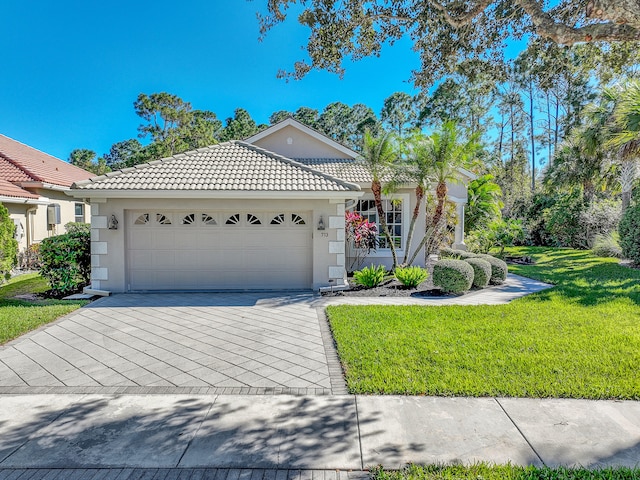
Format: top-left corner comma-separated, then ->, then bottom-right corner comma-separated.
234,141 -> 360,192
0,151 -> 43,183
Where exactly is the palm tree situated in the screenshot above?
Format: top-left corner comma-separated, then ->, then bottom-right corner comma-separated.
359,130 -> 400,269
465,174 -> 504,233
607,80 -> 640,212
407,121 -> 481,265
386,132 -> 436,265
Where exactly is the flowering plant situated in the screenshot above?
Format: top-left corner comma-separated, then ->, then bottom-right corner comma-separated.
345,211 -> 377,270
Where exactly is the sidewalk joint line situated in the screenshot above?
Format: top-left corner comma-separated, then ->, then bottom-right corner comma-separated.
175,395 -> 218,467
354,396 -> 365,471
494,397 -> 546,467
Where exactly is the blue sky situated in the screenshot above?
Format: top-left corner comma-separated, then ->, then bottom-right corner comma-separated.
0,0 -> 424,160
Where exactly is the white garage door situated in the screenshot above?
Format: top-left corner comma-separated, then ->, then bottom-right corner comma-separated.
126,210 -> 313,291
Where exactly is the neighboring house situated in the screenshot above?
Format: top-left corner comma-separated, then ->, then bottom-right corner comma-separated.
0,134 -> 94,254
71,118 -> 475,293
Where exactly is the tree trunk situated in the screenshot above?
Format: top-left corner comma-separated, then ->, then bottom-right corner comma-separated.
408,181 -> 448,265
371,179 -> 399,269
529,79 -> 536,192
402,185 -> 424,265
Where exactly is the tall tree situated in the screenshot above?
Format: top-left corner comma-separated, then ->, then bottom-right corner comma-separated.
103,139 -> 144,168
260,1 -> 640,87
219,108 -> 261,141
408,122 -> 481,264
359,130 -> 401,269
380,92 -> 417,136
68,149 -> 110,175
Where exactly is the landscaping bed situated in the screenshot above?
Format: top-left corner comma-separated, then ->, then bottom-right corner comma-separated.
327,247 -> 640,399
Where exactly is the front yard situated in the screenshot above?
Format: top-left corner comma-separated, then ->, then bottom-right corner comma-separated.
327,247 -> 640,399
0,273 -> 87,345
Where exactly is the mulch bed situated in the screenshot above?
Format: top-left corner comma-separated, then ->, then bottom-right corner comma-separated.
321,277 -> 457,298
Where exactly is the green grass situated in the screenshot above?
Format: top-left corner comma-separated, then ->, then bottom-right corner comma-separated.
0,273 -> 87,345
327,247 -> 640,398
370,463 -> 640,480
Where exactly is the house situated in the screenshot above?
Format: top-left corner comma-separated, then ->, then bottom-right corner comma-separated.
0,134 -> 94,254
71,118 -> 474,293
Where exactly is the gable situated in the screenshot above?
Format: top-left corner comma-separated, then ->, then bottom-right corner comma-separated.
246,119 -> 357,159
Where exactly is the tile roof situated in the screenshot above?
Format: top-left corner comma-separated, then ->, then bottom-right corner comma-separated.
295,158 -> 384,184
73,141 -> 360,192
0,178 -> 39,199
0,134 -> 94,187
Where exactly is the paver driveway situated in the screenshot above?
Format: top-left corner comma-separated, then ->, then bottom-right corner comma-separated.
0,292 -> 344,394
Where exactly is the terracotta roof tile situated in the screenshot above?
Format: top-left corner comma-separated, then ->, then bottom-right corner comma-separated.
0,134 -> 94,187
73,141 -> 360,192
0,178 -> 39,199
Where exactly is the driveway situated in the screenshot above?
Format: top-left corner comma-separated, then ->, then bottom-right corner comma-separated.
0,292 -> 345,395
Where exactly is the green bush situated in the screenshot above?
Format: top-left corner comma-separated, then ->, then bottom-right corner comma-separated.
464,258 -> 492,288
0,203 -> 17,282
394,266 -> 429,288
592,233 -> 623,258
65,222 -> 91,235
39,229 -> 91,296
353,264 -> 386,288
619,202 -> 640,264
432,259 -> 474,294
439,247 -> 478,260
478,254 -> 509,284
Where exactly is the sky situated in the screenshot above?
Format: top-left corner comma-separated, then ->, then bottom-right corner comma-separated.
0,0 -> 424,160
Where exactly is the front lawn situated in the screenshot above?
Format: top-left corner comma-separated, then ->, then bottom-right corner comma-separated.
370,463 -> 640,480
327,247 -> 640,398
0,273 -> 87,345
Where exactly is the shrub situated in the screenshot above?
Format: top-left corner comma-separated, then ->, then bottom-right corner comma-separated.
352,264 -> 386,288
478,254 -> 509,285
439,247 -> 478,260
619,202 -> 640,264
432,259 -> 474,294
592,233 -> 623,258
579,198 -> 622,248
39,229 -> 91,296
464,258 -> 492,288
394,266 -> 428,288
18,244 -> 41,270
0,203 -> 17,282
65,222 -> 91,235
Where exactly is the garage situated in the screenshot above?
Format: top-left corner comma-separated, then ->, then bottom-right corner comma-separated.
126,209 -> 313,291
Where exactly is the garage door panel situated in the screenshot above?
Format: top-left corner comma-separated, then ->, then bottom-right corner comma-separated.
127,210 -> 313,290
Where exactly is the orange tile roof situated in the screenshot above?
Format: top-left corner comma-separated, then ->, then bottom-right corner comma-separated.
0,178 -> 39,199
0,134 -> 94,187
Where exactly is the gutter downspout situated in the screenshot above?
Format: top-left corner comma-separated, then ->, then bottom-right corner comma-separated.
26,207 -> 37,247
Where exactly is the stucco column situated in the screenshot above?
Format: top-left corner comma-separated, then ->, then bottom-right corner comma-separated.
452,202 -> 467,251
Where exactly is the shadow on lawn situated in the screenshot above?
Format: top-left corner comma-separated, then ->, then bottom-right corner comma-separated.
514,259 -> 640,307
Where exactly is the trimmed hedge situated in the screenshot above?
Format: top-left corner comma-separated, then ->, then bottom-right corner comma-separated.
39,229 -> 91,296
465,257 -> 492,288
0,203 -> 17,282
432,259 -> 474,294
478,254 -> 508,285
439,247 -> 478,260
619,202 -> 640,264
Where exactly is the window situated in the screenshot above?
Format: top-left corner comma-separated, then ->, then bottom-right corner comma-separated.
355,199 -> 403,249
202,214 -> 217,225
74,203 -> 84,223
156,214 -> 172,225
247,214 -> 261,225
271,214 -> 285,225
182,214 -> 195,225
226,213 -> 240,225
134,213 -> 149,225
291,214 -> 306,225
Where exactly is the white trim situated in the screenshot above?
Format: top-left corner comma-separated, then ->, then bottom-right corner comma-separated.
0,195 -> 50,205
68,190 -> 364,200
245,118 -> 360,158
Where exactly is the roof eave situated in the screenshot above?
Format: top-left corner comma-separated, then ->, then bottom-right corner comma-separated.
67,189 -> 364,200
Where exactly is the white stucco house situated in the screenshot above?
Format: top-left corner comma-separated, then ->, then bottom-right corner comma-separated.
71,119 -> 474,293
0,134 -> 93,255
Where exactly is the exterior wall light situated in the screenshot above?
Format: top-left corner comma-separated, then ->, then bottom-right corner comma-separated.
317,215 -> 325,231
108,214 -> 119,230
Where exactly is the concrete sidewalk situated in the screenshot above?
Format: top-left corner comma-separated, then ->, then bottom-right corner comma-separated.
1,394 -> 639,472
